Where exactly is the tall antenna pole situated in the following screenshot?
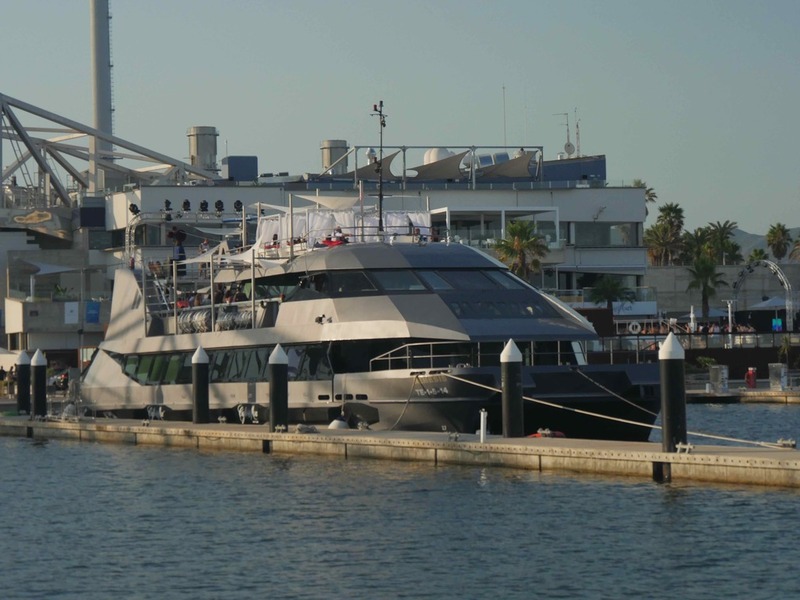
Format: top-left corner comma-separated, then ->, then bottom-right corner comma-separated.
553,112 -> 574,156
574,107 -> 581,157
371,100 -> 387,233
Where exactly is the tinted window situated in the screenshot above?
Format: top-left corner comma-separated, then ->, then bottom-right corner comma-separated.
370,270 -> 426,291
242,347 -> 269,381
448,300 -> 553,319
417,270 -> 453,290
136,355 -> 155,382
439,270 -> 496,290
332,271 -> 377,294
162,354 -> 186,384
485,270 -> 525,289
146,354 -> 169,384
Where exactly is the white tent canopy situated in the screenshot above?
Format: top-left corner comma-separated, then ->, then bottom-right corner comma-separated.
293,194 -> 360,210
21,260 -> 80,275
253,207 -> 432,249
749,296 -> 787,310
680,308 -> 728,319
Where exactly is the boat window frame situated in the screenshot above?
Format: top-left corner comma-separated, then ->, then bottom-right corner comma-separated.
415,270 -> 454,290
329,270 -> 379,296
368,269 -> 427,292
484,270 -> 526,290
437,269 -> 500,290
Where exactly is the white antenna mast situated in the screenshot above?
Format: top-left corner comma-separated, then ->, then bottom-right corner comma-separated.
554,112 -> 574,156
574,107 -> 581,157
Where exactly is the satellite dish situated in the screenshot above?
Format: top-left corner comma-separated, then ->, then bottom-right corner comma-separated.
564,141 -> 575,156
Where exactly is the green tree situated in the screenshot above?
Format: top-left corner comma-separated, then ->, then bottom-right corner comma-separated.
493,220 -> 549,280
644,221 -> 681,266
679,227 -> 711,265
722,238 -> 743,265
633,179 -> 657,215
707,220 -> 738,265
747,247 -> 768,262
686,256 -> 728,318
587,276 -> 634,311
766,223 -> 792,261
656,202 -> 684,232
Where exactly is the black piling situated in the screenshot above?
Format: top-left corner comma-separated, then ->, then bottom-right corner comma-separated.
656,333 -> 687,483
192,346 -> 210,424
31,349 -> 47,419
269,345 -> 289,432
659,332 -> 687,453
501,339 -> 524,438
16,351 -> 31,415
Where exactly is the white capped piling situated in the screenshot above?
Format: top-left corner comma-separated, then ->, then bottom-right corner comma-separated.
31,350 -> 47,419
16,351 -> 31,415
479,408 -> 487,443
501,339 -> 524,438
659,333 -> 687,453
269,345 -> 289,432
192,346 -> 210,424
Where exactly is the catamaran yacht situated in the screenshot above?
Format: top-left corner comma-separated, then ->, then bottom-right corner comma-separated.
80,210 -> 660,440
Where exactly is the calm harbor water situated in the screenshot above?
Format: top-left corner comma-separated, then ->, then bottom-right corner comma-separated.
2,404 -> 800,600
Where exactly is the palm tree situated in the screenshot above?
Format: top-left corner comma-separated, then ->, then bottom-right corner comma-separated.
587,276 -> 634,311
679,227 -> 711,265
686,256 -> 728,318
492,220 -> 549,280
656,202 -> 684,233
722,239 -> 743,265
644,221 -> 681,266
766,223 -> 792,261
707,220 -> 738,265
632,179 -> 657,215
747,248 -> 768,263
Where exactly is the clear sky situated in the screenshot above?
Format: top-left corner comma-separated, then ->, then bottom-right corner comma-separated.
3,0 -> 799,234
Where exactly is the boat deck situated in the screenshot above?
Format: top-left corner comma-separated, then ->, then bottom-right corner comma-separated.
1,415 -> 798,489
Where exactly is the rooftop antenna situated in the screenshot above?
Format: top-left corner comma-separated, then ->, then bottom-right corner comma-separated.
554,112 -> 574,156
370,100 -> 387,233
574,107 -> 581,157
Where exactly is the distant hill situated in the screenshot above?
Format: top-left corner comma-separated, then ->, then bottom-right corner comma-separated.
732,228 -> 800,261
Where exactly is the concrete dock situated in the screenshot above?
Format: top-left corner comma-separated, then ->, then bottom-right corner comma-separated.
687,387 -> 800,404
1,415 -> 799,489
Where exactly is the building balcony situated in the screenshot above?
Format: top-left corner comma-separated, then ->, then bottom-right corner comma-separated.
4,297 -> 111,336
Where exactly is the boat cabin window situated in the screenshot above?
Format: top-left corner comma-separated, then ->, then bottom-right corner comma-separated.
293,344 -> 333,380
438,270 -> 497,290
309,274 -> 329,293
211,349 -> 250,383
162,354 -> 190,385
136,355 -> 156,383
123,355 -> 139,378
120,352 -> 193,385
241,347 -> 269,381
484,270 -> 526,289
146,354 -> 170,384
331,271 -> 378,294
370,270 -> 426,292
416,270 -> 453,290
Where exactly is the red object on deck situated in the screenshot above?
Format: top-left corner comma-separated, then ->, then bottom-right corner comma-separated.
529,429 -> 566,438
745,368 -> 757,389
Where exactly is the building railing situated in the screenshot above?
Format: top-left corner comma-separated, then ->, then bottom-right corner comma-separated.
588,331 -> 800,357
547,287 -> 657,304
